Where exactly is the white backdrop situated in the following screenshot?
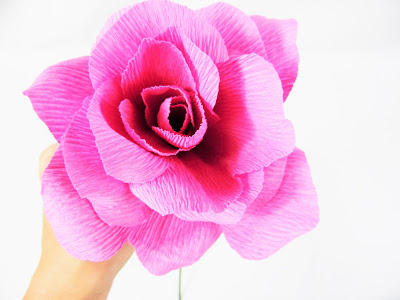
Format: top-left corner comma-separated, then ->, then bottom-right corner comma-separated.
1,0 -> 399,299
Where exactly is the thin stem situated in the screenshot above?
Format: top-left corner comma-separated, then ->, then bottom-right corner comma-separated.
178,268 -> 182,300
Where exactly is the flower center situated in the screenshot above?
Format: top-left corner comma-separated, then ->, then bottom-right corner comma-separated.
169,105 -> 187,132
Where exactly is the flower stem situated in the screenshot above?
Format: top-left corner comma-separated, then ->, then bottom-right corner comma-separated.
178,268 -> 182,300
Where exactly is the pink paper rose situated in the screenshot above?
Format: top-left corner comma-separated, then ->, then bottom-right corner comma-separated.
24,0 -> 319,275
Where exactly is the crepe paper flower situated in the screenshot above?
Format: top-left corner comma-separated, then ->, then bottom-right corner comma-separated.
24,0 -> 319,276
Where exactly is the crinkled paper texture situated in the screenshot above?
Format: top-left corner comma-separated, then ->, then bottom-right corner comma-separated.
25,0 -> 318,276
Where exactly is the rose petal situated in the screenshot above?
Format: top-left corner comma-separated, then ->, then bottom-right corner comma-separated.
175,169 -> 264,224
198,3 -> 266,59
130,151 -> 243,216
129,212 -> 221,275
157,97 -> 190,134
152,93 -> 207,150
88,77 -> 170,183
222,148 -> 319,259
155,27 -> 220,109
42,147 -> 130,261
200,53 -> 295,175
157,97 -> 177,132
90,0 -> 229,89
261,155 -> 288,202
23,57 -> 94,142
94,6 -> 132,46
63,96 -> 151,227
119,99 -> 179,156
142,85 -> 191,128
251,16 -> 299,101
121,38 -> 196,100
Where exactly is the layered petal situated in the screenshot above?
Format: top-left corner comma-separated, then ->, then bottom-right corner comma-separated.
121,38 -> 196,100
88,77 -> 169,183
198,3 -> 266,59
251,16 -> 299,101
41,147 -> 130,261
24,57 -> 94,142
90,0 -> 229,89
142,85 -> 191,128
95,6 -> 132,46
201,53 -> 295,175
129,212 -> 221,275
130,151 -> 243,216
155,27 -> 220,109
261,155 -> 288,202
157,96 -> 191,134
63,96 -> 151,227
152,94 -> 207,150
222,148 -> 319,259
175,169 -> 264,224
119,99 -> 179,156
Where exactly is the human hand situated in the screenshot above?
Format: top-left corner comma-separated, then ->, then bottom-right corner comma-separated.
24,144 -> 134,300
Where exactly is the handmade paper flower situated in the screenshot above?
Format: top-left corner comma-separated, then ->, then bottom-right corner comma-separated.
24,0 -> 319,275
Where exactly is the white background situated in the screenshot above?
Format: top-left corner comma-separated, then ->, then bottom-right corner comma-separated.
1,0 -> 399,299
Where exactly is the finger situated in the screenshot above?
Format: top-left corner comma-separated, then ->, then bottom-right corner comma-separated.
39,143 -> 58,180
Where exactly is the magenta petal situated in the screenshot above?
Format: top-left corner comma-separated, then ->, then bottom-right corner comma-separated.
261,155 -> 288,202
119,99 -> 179,156
88,77 -> 170,183
202,54 -> 295,175
198,3 -> 266,59
130,152 -> 243,216
157,97 -> 190,133
42,147 -> 130,261
23,57 -> 94,142
94,6 -> 132,46
251,16 -> 299,101
175,169 -> 264,224
152,94 -> 207,150
63,96 -> 151,227
222,148 -> 319,259
155,27 -> 220,109
142,85 -> 189,128
129,212 -> 221,275
90,0 -> 228,89
121,38 -> 196,100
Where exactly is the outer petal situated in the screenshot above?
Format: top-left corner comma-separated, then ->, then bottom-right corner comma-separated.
94,6 -> 132,46
121,38 -> 196,100
90,0 -> 229,89
88,77 -> 170,183
41,147 -> 130,261
251,16 -> 299,101
222,148 -> 319,259
24,57 -> 94,142
63,96 -> 151,227
129,212 -> 221,275
155,27 -> 220,109
175,169 -> 264,224
202,54 -> 295,175
130,151 -> 243,216
198,3 -> 266,59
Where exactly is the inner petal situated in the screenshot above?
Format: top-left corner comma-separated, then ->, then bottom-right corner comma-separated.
142,85 -> 182,127
152,93 -> 208,150
157,96 -> 191,134
169,104 -> 187,132
119,98 -> 179,156
121,38 -> 196,100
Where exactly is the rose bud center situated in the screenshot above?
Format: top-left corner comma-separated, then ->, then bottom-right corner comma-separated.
157,95 -> 193,135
